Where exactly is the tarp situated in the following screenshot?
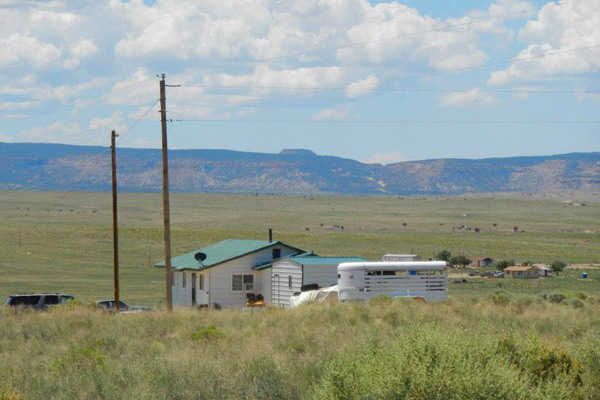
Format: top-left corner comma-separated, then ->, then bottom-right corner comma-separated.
289,285 -> 338,308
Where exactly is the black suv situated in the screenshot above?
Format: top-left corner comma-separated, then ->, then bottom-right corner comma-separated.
4,293 -> 75,310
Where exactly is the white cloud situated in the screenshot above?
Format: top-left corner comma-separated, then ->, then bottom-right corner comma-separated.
336,2 -> 488,71
0,101 -> 38,112
0,33 -> 61,68
346,75 -> 379,97
440,88 -> 499,108
463,0 -> 535,37
362,150 -> 406,164
488,0 -> 600,86
313,105 -> 351,120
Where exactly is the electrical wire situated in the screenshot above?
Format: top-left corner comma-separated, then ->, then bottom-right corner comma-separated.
172,43 -> 600,110
173,119 -> 600,124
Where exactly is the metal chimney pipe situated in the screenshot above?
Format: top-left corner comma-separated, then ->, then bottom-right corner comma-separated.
269,228 -> 273,243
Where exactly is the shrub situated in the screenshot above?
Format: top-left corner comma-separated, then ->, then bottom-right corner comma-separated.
549,292 -> 566,304
575,292 -> 588,300
536,292 -> 548,301
587,296 -> 597,304
489,290 -> 511,306
570,299 -> 585,309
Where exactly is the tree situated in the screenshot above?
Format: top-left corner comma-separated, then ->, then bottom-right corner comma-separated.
450,255 -> 471,267
551,261 -> 566,276
436,250 -> 451,262
495,260 -> 516,270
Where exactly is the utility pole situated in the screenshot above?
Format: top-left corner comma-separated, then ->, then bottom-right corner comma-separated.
160,74 -> 173,311
110,130 -> 120,313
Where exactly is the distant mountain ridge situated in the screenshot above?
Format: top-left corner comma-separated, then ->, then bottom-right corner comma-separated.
0,142 -> 598,195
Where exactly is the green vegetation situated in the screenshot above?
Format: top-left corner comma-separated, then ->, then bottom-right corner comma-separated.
1,299 -> 599,399
1,191 -> 598,305
552,261 -> 567,276
1,191 -> 600,398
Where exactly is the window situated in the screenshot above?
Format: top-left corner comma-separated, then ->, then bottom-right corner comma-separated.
182,272 -> 187,288
288,275 -> 292,288
232,274 -> 254,292
272,248 -> 281,259
199,274 -> 204,291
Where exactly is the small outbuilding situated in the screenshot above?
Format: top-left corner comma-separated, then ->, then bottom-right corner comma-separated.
503,266 -> 539,279
265,254 -> 365,308
471,257 -> 493,267
533,264 -> 553,277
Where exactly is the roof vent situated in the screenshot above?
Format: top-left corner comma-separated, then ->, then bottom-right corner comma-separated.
194,252 -> 207,262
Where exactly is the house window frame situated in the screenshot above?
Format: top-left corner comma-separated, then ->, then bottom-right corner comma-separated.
231,274 -> 254,292
288,275 -> 292,288
198,274 -> 204,291
182,272 -> 187,288
273,248 -> 281,259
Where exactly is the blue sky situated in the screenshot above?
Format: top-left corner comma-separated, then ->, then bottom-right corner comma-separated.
0,0 -> 598,163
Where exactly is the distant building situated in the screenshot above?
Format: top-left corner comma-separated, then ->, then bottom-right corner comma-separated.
503,266 -> 539,279
155,239 -> 303,308
382,254 -> 422,262
470,257 -> 493,267
533,264 -> 553,277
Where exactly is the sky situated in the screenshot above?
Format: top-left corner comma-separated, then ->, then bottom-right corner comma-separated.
0,0 -> 599,163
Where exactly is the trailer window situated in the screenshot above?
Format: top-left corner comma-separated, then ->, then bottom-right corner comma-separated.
182,272 -> 187,288
199,274 -> 204,290
288,276 -> 292,288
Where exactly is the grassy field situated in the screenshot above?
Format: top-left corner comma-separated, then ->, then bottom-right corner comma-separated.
0,191 -> 599,305
1,191 -> 600,399
1,298 -> 600,399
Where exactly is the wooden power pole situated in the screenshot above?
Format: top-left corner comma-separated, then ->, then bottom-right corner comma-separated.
160,74 -> 173,311
110,129 -> 120,313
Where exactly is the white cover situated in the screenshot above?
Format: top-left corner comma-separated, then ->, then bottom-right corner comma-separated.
289,285 -> 338,308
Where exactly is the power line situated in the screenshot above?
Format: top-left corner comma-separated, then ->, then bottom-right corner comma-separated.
173,44 -> 600,110
0,102 -> 160,200
173,119 -> 600,124
0,99 -> 160,155
176,85 -> 600,95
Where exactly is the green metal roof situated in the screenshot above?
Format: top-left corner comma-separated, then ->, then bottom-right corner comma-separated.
155,239 -> 300,271
254,254 -> 365,270
288,255 -> 366,265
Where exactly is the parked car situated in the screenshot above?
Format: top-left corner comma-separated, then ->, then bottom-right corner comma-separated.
493,271 -> 505,278
4,293 -> 75,311
96,300 -> 151,313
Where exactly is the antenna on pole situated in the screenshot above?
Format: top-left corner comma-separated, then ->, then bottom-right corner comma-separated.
110,130 -> 120,313
160,73 -> 173,311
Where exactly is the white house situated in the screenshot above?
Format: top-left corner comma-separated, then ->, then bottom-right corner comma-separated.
155,239 -> 303,308
263,254 -> 365,308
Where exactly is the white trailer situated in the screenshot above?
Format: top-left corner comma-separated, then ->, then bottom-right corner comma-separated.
338,261 -> 448,302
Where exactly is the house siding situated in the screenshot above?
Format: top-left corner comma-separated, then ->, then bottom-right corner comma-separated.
271,260 -> 303,308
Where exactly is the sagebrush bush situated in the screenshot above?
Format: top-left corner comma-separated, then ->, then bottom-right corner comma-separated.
489,289 -> 511,306
570,298 -> 585,309
575,292 -> 589,300
549,292 -> 566,304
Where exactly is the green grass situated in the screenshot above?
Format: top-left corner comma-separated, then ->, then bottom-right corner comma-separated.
1,299 -> 599,399
0,191 -> 599,305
